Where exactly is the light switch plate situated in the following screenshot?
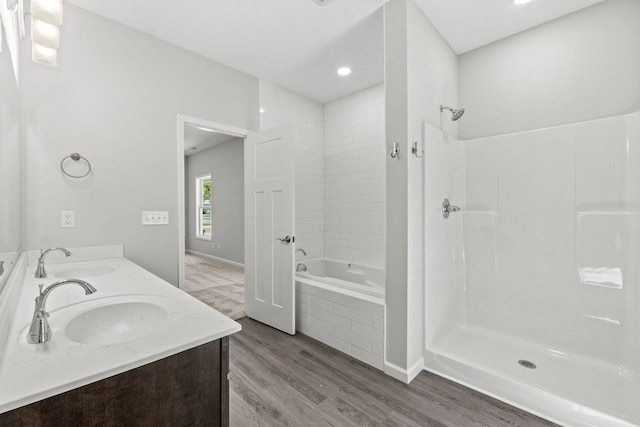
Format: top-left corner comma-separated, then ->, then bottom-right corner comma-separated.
142,211 -> 169,225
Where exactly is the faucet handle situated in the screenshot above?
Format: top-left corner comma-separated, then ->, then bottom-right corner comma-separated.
38,284 -> 44,295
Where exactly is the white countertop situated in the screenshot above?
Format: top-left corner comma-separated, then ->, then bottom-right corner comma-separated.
0,248 -> 241,414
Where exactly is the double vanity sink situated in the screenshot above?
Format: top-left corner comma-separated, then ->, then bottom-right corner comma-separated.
0,245 -> 241,419
62,295 -> 172,346
28,293 -> 174,347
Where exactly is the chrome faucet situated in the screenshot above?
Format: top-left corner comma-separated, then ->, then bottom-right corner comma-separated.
35,248 -> 72,278
295,249 -> 307,272
27,279 -> 97,344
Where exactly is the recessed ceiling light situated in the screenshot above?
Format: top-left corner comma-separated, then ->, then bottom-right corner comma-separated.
259,108 -> 265,113
514,0 -> 533,5
337,67 -> 351,76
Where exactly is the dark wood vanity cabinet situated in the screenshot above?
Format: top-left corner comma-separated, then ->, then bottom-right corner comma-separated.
0,337 -> 230,427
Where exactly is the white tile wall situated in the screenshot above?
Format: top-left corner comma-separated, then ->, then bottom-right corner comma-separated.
296,280 -> 385,370
259,83 -> 387,369
260,82 -> 386,269
259,81 -> 325,260
324,85 -> 386,267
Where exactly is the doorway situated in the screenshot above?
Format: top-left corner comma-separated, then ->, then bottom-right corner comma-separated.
177,115 -> 248,320
177,115 -> 297,332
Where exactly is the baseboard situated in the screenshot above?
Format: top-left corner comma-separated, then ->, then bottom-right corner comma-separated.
185,250 -> 244,268
384,358 -> 424,384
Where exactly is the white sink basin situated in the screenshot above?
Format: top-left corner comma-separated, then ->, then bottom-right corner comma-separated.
64,300 -> 169,345
55,266 -> 115,278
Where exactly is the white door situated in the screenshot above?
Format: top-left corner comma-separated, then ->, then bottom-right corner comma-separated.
244,125 -> 295,334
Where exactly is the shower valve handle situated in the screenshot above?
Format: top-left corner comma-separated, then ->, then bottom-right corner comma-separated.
276,235 -> 292,244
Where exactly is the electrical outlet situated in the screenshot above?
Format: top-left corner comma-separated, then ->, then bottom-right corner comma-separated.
61,211 -> 75,228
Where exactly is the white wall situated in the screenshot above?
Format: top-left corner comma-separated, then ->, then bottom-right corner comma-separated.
383,0 -> 410,380
259,81 -> 325,262
405,0 -> 458,376
185,139 -> 244,264
384,0 -> 458,381
459,0 -> 640,139
20,5 -> 259,284
324,85 -> 386,268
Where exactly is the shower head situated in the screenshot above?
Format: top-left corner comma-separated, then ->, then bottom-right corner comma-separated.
440,105 -> 465,121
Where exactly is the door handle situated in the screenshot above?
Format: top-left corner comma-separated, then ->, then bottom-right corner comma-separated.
276,235 -> 292,244
442,198 -> 461,219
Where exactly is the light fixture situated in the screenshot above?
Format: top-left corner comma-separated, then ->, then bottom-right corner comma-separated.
30,0 -> 63,66
514,0 -> 533,5
32,42 -> 57,66
337,67 -> 351,76
259,108 -> 265,113
31,0 -> 63,25
32,18 -> 59,48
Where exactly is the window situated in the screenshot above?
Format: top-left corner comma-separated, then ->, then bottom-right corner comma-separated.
196,174 -> 212,239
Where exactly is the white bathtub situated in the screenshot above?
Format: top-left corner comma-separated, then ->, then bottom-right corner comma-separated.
296,258 -> 385,298
295,258 -> 385,370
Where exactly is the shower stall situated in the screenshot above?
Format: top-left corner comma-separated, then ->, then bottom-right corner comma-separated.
423,112 -> 640,426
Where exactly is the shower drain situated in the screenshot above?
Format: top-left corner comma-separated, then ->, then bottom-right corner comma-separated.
518,360 -> 537,369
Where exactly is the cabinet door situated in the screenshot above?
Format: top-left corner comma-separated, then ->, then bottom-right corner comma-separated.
0,339 -> 229,426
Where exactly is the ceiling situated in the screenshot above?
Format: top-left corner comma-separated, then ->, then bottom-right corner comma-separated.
414,0 -> 603,54
184,126 -> 241,156
65,0 -> 603,104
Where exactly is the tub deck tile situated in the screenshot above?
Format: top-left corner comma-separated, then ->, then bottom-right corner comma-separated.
352,321 -> 384,344
333,302 -> 373,327
350,297 -> 385,316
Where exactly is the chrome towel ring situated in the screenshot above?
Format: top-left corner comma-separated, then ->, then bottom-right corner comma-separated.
60,153 -> 92,178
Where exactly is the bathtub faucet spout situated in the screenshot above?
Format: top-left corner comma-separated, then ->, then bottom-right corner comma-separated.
296,249 -> 307,256
296,263 -> 307,272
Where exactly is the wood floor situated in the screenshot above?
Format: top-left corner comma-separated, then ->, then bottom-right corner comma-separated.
229,318 -> 558,427
183,252 -> 245,320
